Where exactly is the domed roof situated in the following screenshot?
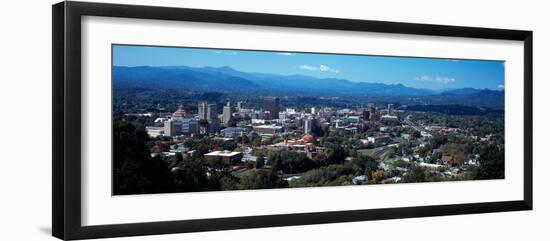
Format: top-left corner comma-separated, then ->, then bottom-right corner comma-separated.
172,105 -> 186,118
302,134 -> 316,143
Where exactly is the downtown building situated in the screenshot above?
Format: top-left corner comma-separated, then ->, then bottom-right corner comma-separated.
163,105 -> 199,136
222,101 -> 232,126
197,102 -> 220,133
264,97 -> 280,120
204,150 -> 243,165
253,124 -> 283,136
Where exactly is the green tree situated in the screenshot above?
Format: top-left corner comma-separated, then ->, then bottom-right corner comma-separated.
220,176 -> 240,190
403,165 -> 427,183
386,146 -> 397,158
411,130 -> 421,139
205,156 -> 233,190
324,144 -> 347,165
245,161 -> 255,169
476,144 -> 505,180
289,163 -> 357,188
172,158 -> 208,192
255,154 -> 265,169
354,155 -> 378,179
239,170 -> 285,189
113,121 -> 175,195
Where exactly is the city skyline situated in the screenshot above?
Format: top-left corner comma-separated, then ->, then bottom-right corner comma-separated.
113,44 -> 505,90
112,44 -> 505,195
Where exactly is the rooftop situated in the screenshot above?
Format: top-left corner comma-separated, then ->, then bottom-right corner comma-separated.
204,150 -> 242,157
253,124 -> 283,129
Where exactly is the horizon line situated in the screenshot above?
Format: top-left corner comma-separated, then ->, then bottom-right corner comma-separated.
112,64 -> 503,91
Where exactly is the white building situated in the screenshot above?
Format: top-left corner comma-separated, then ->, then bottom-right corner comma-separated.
419,162 -> 442,170
164,120 -> 182,137
222,102 -> 232,126
251,119 -> 266,124
278,111 -> 287,120
145,126 -> 164,138
303,118 -> 313,135
253,124 -> 283,136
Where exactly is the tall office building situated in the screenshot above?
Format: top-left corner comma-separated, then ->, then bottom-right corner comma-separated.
388,104 -> 395,116
208,119 -> 220,133
362,109 -> 370,121
181,118 -> 199,134
237,101 -> 242,111
206,104 -> 217,121
198,119 -> 209,135
264,97 -> 280,120
222,102 -> 232,126
311,107 -> 317,115
367,103 -> 376,121
164,120 -> 182,137
304,118 -> 313,135
198,102 -> 207,120
206,104 -> 220,133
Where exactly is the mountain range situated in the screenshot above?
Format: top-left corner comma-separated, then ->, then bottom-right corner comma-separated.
113,65 -> 504,108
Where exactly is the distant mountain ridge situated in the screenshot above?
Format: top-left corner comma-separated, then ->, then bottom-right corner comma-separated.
113,65 -> 504,108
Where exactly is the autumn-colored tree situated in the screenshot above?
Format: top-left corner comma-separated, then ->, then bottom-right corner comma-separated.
371,170 -> 388,184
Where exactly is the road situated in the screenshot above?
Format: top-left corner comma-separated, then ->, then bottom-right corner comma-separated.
404,115 -> 429,135
371,146 -> 389,159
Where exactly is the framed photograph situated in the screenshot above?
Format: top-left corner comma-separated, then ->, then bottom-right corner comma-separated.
52,1 -> 533,240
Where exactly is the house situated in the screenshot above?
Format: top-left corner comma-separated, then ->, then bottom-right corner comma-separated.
419,162 -> 442,170
441,155 -> 454,165
353,175 -> 367,184
367,135 -> 391,144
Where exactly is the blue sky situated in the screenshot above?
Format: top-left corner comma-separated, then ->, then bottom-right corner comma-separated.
113,45 -> 505,90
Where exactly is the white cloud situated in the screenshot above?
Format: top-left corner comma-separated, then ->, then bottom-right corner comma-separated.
276,52 -> 295,56
497,84 -> 505,89
415,75 -> 456,84
299,64 -> 340,73
213,50 -> 238,55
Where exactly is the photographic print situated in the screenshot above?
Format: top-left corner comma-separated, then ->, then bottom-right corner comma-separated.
112,44 -> 505,195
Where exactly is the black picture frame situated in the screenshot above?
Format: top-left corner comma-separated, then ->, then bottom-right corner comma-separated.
52,1 -> 533,240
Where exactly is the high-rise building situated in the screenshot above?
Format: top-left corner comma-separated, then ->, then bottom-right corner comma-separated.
237,101 -> 243,111
304,118 -> 313,135
198,119 -> 209,135
388,104 -> 395,116
206,104 -> 220,133
222,102 -> 232,126
206,104 -> 218,121
181,118 -> 199,134
362,109 -> 370,121
197,102 -> 207,120
164,120 -> 182,137
208,119 -> 220,133
367,103 -> 376,121
264,97 -> 280,120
